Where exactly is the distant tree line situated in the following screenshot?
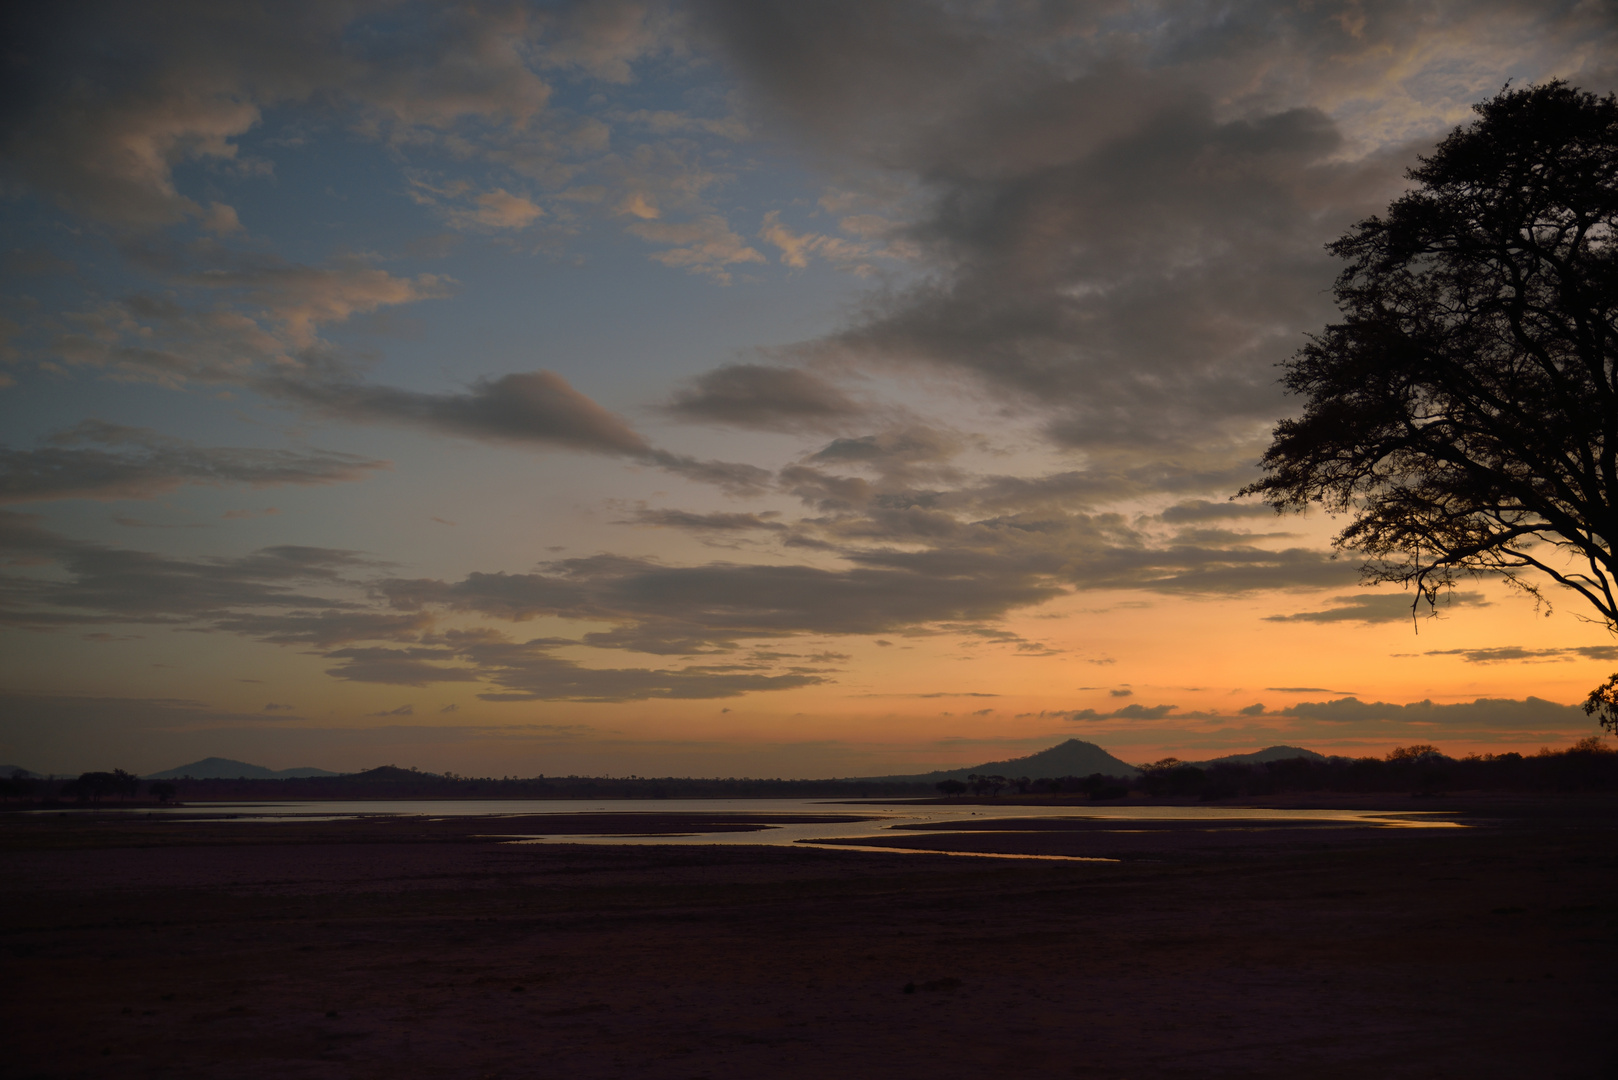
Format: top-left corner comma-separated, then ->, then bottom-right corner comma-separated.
6,742 -> 1615,808
0,769 -> 178,805
3,765 -> 936,805
933,740 -> 1618,800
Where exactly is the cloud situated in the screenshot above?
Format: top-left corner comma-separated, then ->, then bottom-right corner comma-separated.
449,188 -> 545,231
210,610 -> 436,648
261,373 -> 771,492
267,370 -> 653,455
643,451 -> 774,496
625,214 -> 766,282
1158,500 -> 1280,523
54,250 -> 455,386
1279,696 -> 1586,730
410,179 -> 548,231
0,2 -> 566,229
0,514 -> 846,702
1265,592 -> 1489,624
622,508 -> 788,532
806,425 -> 964,484
758,210 -> 884,273
664,364 -> 863,431
381,551 -> 1065,649
323,632 -> 829,702
1065,703 -> 1179,722
1419,645 -> 1618,665
537,0 -> 682,84
0,510 -> 377,629
0,421 -> 388,504
324,646 -> 483,687
693,0 -> 1618,476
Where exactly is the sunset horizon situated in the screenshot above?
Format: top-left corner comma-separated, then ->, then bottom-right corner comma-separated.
4,2 -> 1615,780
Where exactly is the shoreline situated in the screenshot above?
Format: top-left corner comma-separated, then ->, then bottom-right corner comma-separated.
3,796 -> 1614,1078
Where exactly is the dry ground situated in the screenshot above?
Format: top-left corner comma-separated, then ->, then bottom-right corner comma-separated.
3,799 -> 1616,1079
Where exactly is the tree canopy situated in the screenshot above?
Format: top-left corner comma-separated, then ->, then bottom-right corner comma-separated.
1244,83 -> 1618,731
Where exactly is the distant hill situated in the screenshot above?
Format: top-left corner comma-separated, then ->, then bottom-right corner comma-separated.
1,764 -> 42,778
1190,745 -> 1328,766
865,738 -> 1140,782
145,757 -> 342,780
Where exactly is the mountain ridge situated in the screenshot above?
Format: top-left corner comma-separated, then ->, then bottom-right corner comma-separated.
1188,745 -> 1328,767
145,757 -> 342,780
861,738 -> 1142,782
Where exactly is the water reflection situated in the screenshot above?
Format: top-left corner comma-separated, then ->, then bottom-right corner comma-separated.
54,797 -> 1462,861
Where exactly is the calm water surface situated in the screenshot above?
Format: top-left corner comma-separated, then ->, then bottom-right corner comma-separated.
55,798 -> 1462,859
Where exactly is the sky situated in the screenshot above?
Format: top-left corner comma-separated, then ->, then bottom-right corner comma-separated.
2,0 -> 1616,778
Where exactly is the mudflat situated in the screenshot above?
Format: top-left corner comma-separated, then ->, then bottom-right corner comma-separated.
3,798 -> 1615,1079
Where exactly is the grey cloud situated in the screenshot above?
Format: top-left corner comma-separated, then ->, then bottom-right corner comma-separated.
695,0 -> 1617,474
324,646 -> 482,687
472,651 -> 826,703
634,472 -> 1359,607
805,425 -> 965,486
265,372 -> 773,493
266,372 -> 771,493
0,511 -> 376,628
1421,645 -> 1618,665
809,426 -> 958,468
837,516 -> 1356,594
664,364 -> 863,431
1280,696 -> 1586,729
1066,703 -> 1179,722
0,512 -> 848,703
210,610 -> 435,648
643,451 -> 774,496
960,461 -> 1262,515
812,96 -> 1350,455
1265,592 -> 1489,624
0,1 -> 578,229
580,620 -> 742,655
777,465 -> 876,512
51,251 -> 453,388
267,371 -> 652,455
623,508 -> 787,532
0,421 -> 388,504
323,632 -> 828,702
1158,499 -> 1279,523
382,551 -> 1064,649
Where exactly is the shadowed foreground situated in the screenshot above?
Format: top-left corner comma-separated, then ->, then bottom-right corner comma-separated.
2,801 -> 1615,1079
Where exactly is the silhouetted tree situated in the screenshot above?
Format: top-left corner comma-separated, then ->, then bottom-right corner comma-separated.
1584,674 -> 1618,735
1386,744 -> 1444,763
1243,83 -> 1618,722
0,769 -> 34,803
966,773 -> 1007,797
148,781 -> 177,804
935,779 -> 968,796
110,769 -> 139,801
68,771 -> 113,803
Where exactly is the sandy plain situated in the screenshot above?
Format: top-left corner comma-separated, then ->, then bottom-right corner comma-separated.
3,798 -> 1615,1079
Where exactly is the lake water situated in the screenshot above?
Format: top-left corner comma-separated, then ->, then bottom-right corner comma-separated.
53,798 -> 1462,861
